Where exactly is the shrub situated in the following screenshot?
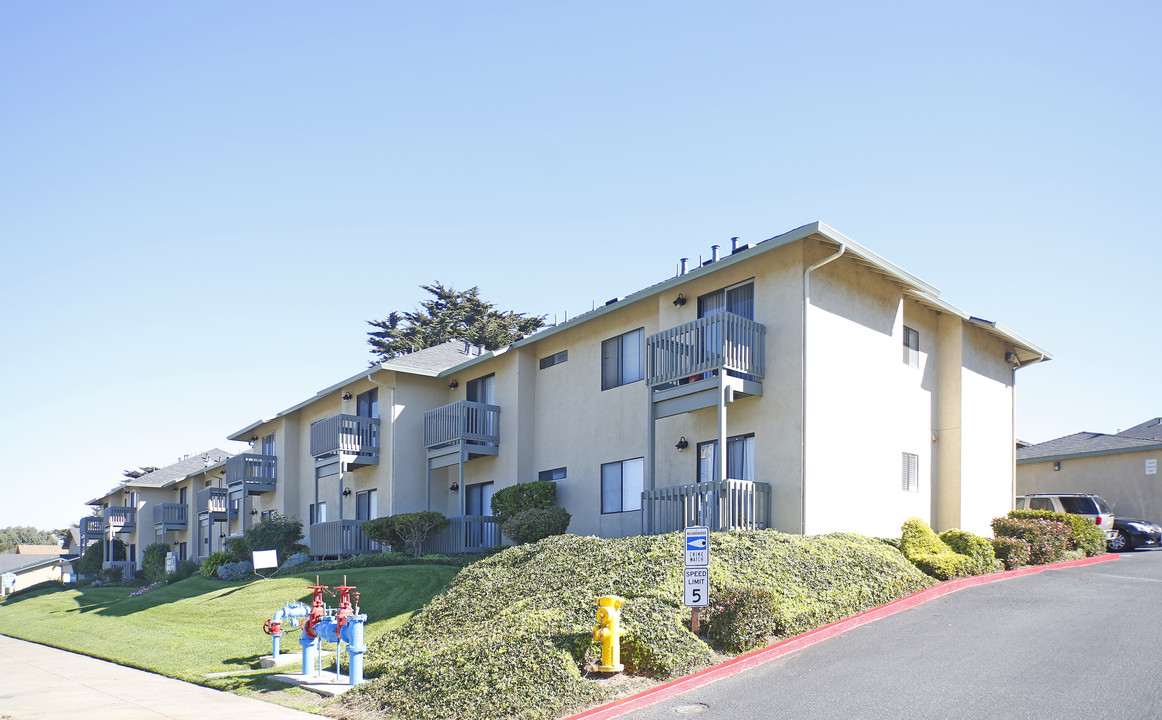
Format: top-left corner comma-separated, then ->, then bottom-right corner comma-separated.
200,551 -> 237,578
899,518 -> 976,580
225,513 -> 306,565
282,552 -> 312,570
502,507 -> 571,544
392,511 -> 451,557
76,538 -> 125,577
938,529 -> 1000,575
991,517 -> 1069,565
491,481 -> 557,525
100,566 -> 123,584
362,516 -> 404,552
702,587 -> 781,653
1009,509 -> 1106,557
141,542 -> 171,583
216,560 -> 254,581
992,536 -> 1031,570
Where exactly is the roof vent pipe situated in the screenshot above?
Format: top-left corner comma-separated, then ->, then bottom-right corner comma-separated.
679,258 -> 689,275
710,245 -> 720,262
731,237 -> 741,252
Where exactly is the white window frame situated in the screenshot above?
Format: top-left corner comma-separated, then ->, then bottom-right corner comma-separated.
601,329 -> 644,390
903,326 -> 920,368
901,452 -> 919,492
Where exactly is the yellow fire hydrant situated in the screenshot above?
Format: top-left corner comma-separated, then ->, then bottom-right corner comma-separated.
592,595 -> 627,673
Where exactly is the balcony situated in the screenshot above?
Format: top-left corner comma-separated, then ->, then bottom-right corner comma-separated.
646,312 -> 765,418
102,506 -> 136,534
153,503 -> 188,532
642,479 -> 771,535
424,401 -> 500,468
310,414 -> 380,468
79,516 -> 103,546
197,487 -> 231,520
309,519 -> 379,558
426,516 -> 502,554
225,453 -> 277,495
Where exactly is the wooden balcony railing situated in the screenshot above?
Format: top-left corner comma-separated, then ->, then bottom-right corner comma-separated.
102,506 -> 137,533
426,516 -> 502,554
79,516 -> 103,545
646,312 -> 766,388
153,503 -> 188,530
424,401 -> 501,449
309,519 -> 379,558
225,453 -> 277,494
642,479 -> 771,535
197,487 -> 230,516
310,415 -> 380,458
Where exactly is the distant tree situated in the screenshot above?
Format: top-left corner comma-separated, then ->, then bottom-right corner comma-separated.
122,466 -> 160,481
0,527 -> 60,553
367,282 -> 546,362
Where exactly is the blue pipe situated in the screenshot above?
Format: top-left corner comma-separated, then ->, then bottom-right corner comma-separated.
268,601 -> 308,657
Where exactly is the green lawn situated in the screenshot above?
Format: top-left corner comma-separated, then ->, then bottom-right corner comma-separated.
0,566 -> 458,682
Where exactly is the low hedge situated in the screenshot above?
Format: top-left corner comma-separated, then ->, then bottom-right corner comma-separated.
991,517 -> 1070,565
992,536 -> 1031,570
939,529 -> 1001,575
1008,509 -> 1106,557
702,586 -> 780,653
900,518 -> 978,580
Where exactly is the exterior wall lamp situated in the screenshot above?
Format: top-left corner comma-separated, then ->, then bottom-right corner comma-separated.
1053,462 -> 1061,471
342,391 -> 353,400
675,437 -> 689,450
673,294 -> 686,307
449,482 -> 460,492
342,487 -> 352,497
449,379 -> 459,389
250,509 -> 258,517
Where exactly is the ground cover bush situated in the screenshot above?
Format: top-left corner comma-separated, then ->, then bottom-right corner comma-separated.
899,518 -> 991,580
300,549 -> 495,573
991,517 -> 1070,565
701,586 -> 780,653
1008,509 -> 1106,557
344,530 -> 934,720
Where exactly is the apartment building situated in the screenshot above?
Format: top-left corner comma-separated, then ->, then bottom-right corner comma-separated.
80,222 -> 1050,572
218,222 -> 1049,559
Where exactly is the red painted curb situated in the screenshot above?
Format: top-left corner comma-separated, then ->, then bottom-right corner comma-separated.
563,553 -> 1118,720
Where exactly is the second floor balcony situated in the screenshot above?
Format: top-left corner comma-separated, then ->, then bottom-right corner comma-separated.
310,414 -> 380,468
153,503 -> 188,532
79,516 -> 102,545
197,487 -> 231,519
102,505 -> 136,534
424,400 -> 500,467
225,453 -> 277,495
646,312 -> 766,388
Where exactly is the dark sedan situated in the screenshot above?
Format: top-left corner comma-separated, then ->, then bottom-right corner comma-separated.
1107,518 -> 1162,551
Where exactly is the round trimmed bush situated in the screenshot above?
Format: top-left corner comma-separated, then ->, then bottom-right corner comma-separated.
703,586 -> 780,653
200,551 -> 237,578
502,507 -> 571,544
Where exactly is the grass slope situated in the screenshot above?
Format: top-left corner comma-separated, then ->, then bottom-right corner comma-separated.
345,531 -> 936,720
0,566 -> 458,681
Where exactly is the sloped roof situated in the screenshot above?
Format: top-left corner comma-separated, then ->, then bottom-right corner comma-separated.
0,554 -> 60,574
87,449 -> 233,503
1017,423 -> 1162,463
16,545 -> 64,555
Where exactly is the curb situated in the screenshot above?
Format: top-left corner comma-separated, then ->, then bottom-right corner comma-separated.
563,553 -> 1118,720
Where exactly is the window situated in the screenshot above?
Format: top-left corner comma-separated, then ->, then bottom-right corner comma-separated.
1028,497 -> 1054,511
309,502 -> 327,524
539,350 -> 568,370
356,489 -> 378,521
601,329 -> 644,390
903,326 -> 919,368
697,435 -> 755,483
177,542 -> 187,561
601,458 -> 644,513
357,388 -> 378,418
261,433 -> 275,457
538,467 -> 567,482
697,280 -> 754,321
901,452 -> 919,492
178,486 -> 187,506
261,509 -> 275,520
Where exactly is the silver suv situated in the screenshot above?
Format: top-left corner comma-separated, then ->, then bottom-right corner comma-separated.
1015,493 -> 1117,540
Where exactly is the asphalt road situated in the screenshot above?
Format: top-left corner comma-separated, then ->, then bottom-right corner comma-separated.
621,549 -> 1162,720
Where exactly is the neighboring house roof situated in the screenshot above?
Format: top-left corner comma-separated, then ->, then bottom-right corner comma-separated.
1017,421 -> 1162,463
0,554 -> 61,574
86,449 -> 233,504
16,545 -> 65,555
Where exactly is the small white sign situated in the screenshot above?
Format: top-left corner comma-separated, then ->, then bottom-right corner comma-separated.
684,526 -> 710,567
684,567 -> 709,607
1147,459 -> 1157,476
252,549 -> 279,570
1,572 -> 15,589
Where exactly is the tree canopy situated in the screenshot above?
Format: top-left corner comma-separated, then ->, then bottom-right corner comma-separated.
367,282 -> 546,363
0,527 -> 62,553
122,466 -> 160,481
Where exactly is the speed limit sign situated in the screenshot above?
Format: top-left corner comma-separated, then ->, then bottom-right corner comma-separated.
684,567 -> 709,607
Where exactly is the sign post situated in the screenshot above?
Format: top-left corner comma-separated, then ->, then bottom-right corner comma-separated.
683,526 -> 710,633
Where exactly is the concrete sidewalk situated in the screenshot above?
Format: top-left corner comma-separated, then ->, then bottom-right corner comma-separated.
0,635 -> 320,719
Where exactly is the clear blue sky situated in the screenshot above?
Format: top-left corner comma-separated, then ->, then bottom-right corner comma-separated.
2,2 -> 1159,531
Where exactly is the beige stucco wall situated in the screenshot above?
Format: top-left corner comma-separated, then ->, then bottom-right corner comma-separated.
1018,449 -> 1162,522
